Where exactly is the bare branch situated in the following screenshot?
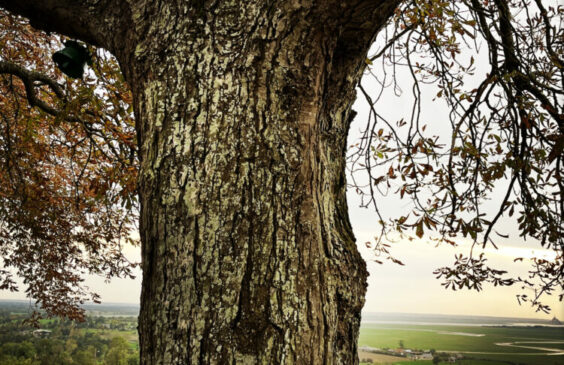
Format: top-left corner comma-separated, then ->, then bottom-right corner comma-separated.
0,60 -> 64,115
369,24 -> 415,62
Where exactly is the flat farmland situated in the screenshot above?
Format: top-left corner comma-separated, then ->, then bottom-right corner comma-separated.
358,323 -> 564,365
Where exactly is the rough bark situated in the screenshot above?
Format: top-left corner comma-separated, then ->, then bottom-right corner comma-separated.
131,2 -> 398,363
0,0 -> 399,363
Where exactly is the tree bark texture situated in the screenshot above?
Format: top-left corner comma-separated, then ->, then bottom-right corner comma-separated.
0,0 -> 400,363
132,2 -> 398,363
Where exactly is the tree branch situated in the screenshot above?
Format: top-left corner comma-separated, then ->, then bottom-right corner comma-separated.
369,24 -> 415,62
0,0 -> 131,52
0,60 -> 63,115
0,60 -> 134,165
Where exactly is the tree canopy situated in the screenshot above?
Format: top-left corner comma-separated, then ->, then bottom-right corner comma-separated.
0,0 -> 562,320
0,11 -> 138,320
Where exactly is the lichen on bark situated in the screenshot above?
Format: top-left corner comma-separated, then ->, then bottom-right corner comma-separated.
130,1 -> 399,364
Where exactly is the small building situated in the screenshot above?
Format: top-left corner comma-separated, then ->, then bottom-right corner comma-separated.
32,329 -> 52,338
417,353 -> 433,360
392,348 -> 406,356
358,346 -> 380,353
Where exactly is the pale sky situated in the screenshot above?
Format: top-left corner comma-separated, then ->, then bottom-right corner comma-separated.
348,37 -> 564,320
351,199 -> 564,320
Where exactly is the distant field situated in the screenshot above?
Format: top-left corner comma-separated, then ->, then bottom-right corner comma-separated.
82,328 -> 139,350
82,328 -> 138,341
358,323 -> 564,365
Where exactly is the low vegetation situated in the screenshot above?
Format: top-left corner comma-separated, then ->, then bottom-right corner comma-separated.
0,308 -> 138,364
1,302 -> 562,365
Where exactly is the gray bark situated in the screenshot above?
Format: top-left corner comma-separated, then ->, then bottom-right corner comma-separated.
0,0 -> 400,363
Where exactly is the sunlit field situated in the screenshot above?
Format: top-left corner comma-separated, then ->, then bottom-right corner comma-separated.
358,323 -> 564,365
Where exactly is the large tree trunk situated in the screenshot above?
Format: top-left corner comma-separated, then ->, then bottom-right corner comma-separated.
128,2 -> 397,364
0,0 -> 398,363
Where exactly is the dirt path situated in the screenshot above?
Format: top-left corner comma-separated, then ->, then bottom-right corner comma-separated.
358,350 -> 407,363
495,341 -> 564,355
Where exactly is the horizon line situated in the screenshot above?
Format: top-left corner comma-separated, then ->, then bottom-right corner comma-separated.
0,299 -> 558,321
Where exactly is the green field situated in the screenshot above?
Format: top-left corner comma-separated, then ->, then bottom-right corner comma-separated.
358,323 -> 564,365
81,328 -> 139,350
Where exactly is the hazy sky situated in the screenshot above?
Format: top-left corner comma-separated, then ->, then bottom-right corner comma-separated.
2,19 -> 563,321
347,40 -> 564,320
350,197 -> 564,320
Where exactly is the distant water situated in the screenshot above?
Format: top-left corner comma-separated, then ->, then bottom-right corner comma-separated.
0,299 -> 140,316
82,302 -> 140,316
361,312 -> 562,327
